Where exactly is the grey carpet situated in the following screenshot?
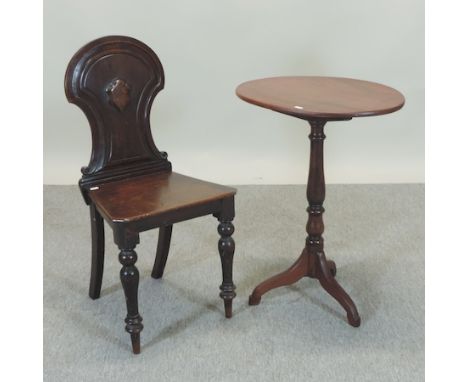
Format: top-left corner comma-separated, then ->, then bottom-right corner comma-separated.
44,184 -> 424,382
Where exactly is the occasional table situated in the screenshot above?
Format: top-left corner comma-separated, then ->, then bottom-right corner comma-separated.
236,76 -> 404,327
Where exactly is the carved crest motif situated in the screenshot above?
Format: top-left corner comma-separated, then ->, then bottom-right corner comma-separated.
106,79 -> 131,111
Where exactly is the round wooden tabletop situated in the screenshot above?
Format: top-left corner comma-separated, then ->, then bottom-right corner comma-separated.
236,76 -> 405,120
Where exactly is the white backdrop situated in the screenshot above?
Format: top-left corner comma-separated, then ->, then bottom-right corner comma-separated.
44,0 -> 424,185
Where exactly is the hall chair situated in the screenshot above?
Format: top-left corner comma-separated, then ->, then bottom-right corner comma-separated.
64,36 -> 236,354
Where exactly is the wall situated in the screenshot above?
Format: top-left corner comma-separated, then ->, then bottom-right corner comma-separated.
44,0 -> 424,184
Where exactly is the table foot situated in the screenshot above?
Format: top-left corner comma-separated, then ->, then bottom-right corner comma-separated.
248,249 -> 309,306
248,250 -> 360,327
248,294 -> 261,306
316,251 -> 360,327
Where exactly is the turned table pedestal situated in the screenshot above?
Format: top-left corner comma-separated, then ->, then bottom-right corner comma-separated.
236,76 -> 405,327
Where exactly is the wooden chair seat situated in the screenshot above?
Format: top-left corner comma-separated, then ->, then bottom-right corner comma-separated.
90,172 -> 236,224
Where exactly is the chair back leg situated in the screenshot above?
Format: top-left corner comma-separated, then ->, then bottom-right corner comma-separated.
89,204 -> 105,299
151,225 -> 173,279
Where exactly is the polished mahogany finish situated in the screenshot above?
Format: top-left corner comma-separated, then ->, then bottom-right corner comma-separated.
236,76 -> 405,120
89,172 -> 235,224
65,36 -> 236,354
237,76 -> 404,327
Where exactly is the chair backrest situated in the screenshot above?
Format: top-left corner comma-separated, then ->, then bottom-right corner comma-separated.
65,36 -> 171,192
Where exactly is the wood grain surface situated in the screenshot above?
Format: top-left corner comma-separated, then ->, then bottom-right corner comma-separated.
236,76 -> 405,120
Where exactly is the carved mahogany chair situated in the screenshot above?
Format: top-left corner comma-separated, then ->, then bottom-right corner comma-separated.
64,36 -> 236,354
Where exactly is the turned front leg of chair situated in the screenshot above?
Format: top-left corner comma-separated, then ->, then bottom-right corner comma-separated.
216,201 -> 236,318
118,242 -> 143,354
